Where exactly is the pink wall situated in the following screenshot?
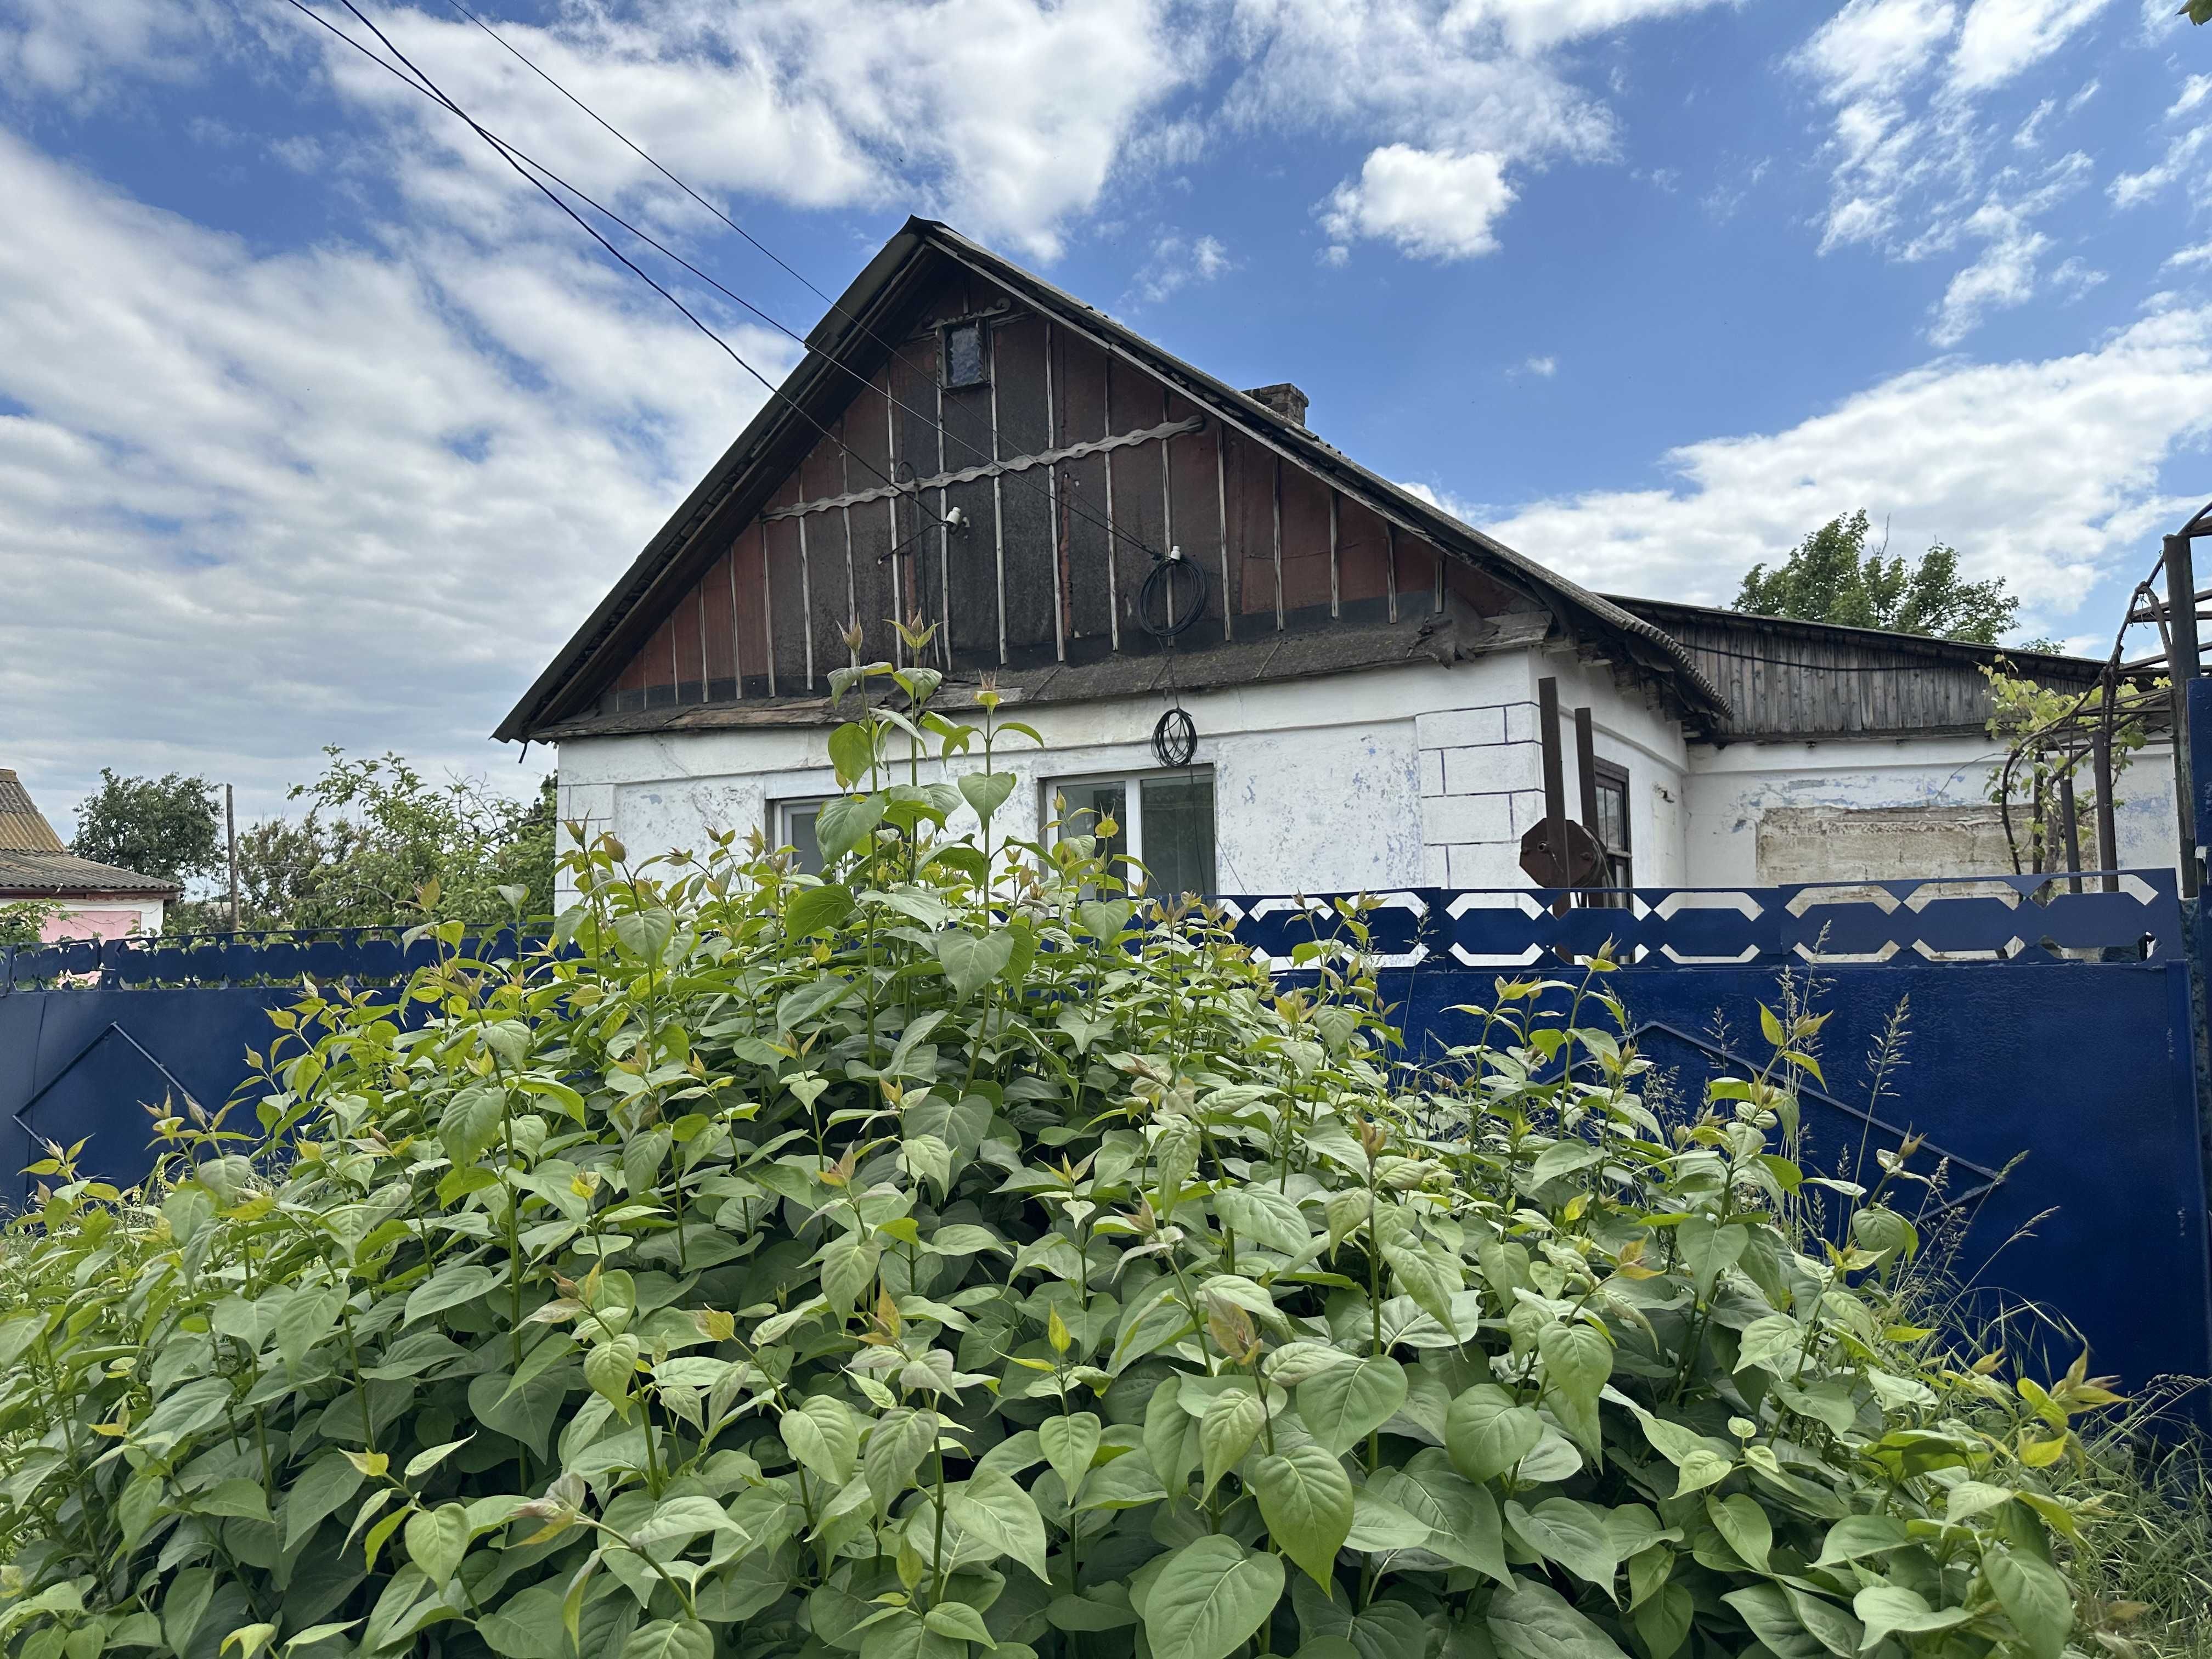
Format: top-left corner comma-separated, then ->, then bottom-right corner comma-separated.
40,906 -> 151,943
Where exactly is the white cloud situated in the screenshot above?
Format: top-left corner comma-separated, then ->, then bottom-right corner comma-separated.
1522,354 -> 1559,376
1480,304 -> 2212,630
1793,0 -> 2110,279
2167,240 -> 2212,270
1929,219 -> 2049,344
0,130 -> 775,820
1130,231 -> 1234,302
2110,122 -> 2211,211
0,0 -> 227,103
1949,0 -> 2113,94
1321,145 -> 1516,259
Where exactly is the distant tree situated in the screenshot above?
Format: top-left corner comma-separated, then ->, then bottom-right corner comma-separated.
68,769 -> 219,884
175,749 -> 555,931
1733,509 -> 2020,644
2188,1 -> 2210,24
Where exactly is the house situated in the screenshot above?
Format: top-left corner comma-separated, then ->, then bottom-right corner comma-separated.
0,769 -> 178,938
499,219 -> 2179,897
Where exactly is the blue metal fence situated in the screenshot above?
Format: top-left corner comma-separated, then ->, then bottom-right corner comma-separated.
2,875 -> 2205,1400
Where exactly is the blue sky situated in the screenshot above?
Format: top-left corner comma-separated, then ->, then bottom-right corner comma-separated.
3,0 -> 2209,832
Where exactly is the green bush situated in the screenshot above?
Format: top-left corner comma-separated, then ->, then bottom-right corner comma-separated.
0,654 -> 2106,1659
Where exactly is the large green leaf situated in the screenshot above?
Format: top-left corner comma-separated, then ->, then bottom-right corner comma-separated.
404,1503 -> 472,1590
782,1395 -> 860,1486
1140,1537 -> 1286,1659
1851,1585 -> 1972,1650
1984,1545 -> 2072,1659
1251,1444 -> 1355,1587
816,794 -> 888,861
1039,1411 -> 1102,1499
1445,1385 -> 1541,1485
946,1466 -> 1051,1582
1296,1355 -> 1407,1457
1374,1453 -> 1506,1582
1534,1322 -> 1610,1458
622,1618 -> 716,1659
1487,1578 -> 1630,1659
934,929 -> 1016,998
787,884 -> 855,939
1199,1386 -> 1267,1498
864,1409 -> 938,1520
1505,1499 -> 1620,1598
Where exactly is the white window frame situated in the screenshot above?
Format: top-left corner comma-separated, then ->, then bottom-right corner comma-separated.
771,795 -> 832,874
1045,766 -> 1217,895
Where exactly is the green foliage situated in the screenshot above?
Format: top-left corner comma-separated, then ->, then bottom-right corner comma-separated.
0,651 -> 2104,1659
68,770 -> 219,886
0,901 -> 59,950
1980,667 -> 2149,872
179,751 -> 555,932
1735,510 -> 2020,644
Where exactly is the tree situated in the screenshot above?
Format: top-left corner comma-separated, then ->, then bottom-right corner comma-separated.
173,748 -> 555,931
1734,509 -> 2020,644
66,769 -> 218,884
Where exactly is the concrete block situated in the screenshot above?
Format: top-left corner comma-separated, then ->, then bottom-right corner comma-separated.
1414,706 -> 1506,750
1418,749 -> 1446,798
1504,701 -> 1538,744
1507,790 -> 1550,834
1422,793 -> 1513,845
1421,844 -> 1450,886
1444,745 -> 1516,796
1447,841 -> 1522,887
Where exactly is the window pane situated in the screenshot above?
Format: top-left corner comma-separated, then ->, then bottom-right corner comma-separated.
1595,777 -> 1630,854
1140,775 -> 1215,897
786,805 -> 823,876
1060,782 -> 1128,877
945,323 -> 986,388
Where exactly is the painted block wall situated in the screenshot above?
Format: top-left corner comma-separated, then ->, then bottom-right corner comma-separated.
556,651 -> 1700,902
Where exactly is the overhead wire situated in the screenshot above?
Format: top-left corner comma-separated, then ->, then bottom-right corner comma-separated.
283,0 -> 1177,582
279,0 -> 941,531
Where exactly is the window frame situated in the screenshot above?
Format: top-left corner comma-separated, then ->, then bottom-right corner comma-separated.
940,319 -> 990,391
770,795 -> 832,876
1046,765 -> 1217,897
1591,760 -> 1634,895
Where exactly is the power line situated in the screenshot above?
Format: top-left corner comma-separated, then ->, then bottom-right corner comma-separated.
282,0 -> 1174,582
426,0 -> 1172,567
284,0 -> 938,531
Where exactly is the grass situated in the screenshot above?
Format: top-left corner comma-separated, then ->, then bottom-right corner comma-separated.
2046,1393 -> 2212,1658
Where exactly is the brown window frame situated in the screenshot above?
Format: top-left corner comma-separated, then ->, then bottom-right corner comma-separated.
1592,760 -> 1633,895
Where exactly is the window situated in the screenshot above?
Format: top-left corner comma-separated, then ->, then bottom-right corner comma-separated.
942,320 -> 988,390
1592,763 -> 1633,895
1052,770 -> 1216,898
773,798 -> 828,876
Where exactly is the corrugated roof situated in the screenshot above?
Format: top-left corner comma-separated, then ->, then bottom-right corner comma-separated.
0,769 -> 66,854
0,850 -> 180,897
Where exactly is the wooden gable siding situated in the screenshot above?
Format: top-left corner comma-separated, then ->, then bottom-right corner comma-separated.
591,265 -> 1466,714
1653,612 -> 2100,740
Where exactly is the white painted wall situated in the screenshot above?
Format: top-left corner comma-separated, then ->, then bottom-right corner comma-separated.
556,657 -> 2188,899
556,649 -> 1689,900
1678,733 -> 2180,887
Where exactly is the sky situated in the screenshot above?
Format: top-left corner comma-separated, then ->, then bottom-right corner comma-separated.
3,0 -> 2210,836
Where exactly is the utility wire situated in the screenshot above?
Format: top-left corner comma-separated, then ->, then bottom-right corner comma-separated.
284,0 -> 939,528
286,0 -> 1174,576
429,0 -> 1172,569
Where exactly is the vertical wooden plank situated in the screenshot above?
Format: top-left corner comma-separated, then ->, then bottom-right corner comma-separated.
1045,320 -> 1064,661
702,548 -> 736,698
1337,497 -> 1391,608
1169,411 -> 1226,634
993,313 -> 1053,657
671,585 -> 704,702
1278,464 -> 1334,614
1328,492 -> 1341,618
795,514 -> 817,691
1055,329 -> 1112,647
1271,454 -> 1285,629
844,379 -> 898,665
940,354 -> 997,667
988,332 -> 1009,663
1101,358 -> 1119,649
733,521 -> 770,696
1385,523 -> 1398,623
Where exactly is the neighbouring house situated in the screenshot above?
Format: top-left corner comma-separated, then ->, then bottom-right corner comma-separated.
0,769 -> 178,939
499,219 -> 2179,896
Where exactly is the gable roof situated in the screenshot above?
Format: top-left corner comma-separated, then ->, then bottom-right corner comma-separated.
0,770 -> 180,898
497,218 -> 1726,742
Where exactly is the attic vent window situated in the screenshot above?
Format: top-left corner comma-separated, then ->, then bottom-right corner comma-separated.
942,320 -> 988,390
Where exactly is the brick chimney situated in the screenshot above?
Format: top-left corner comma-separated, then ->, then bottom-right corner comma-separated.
1243,382 -> 1310,428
